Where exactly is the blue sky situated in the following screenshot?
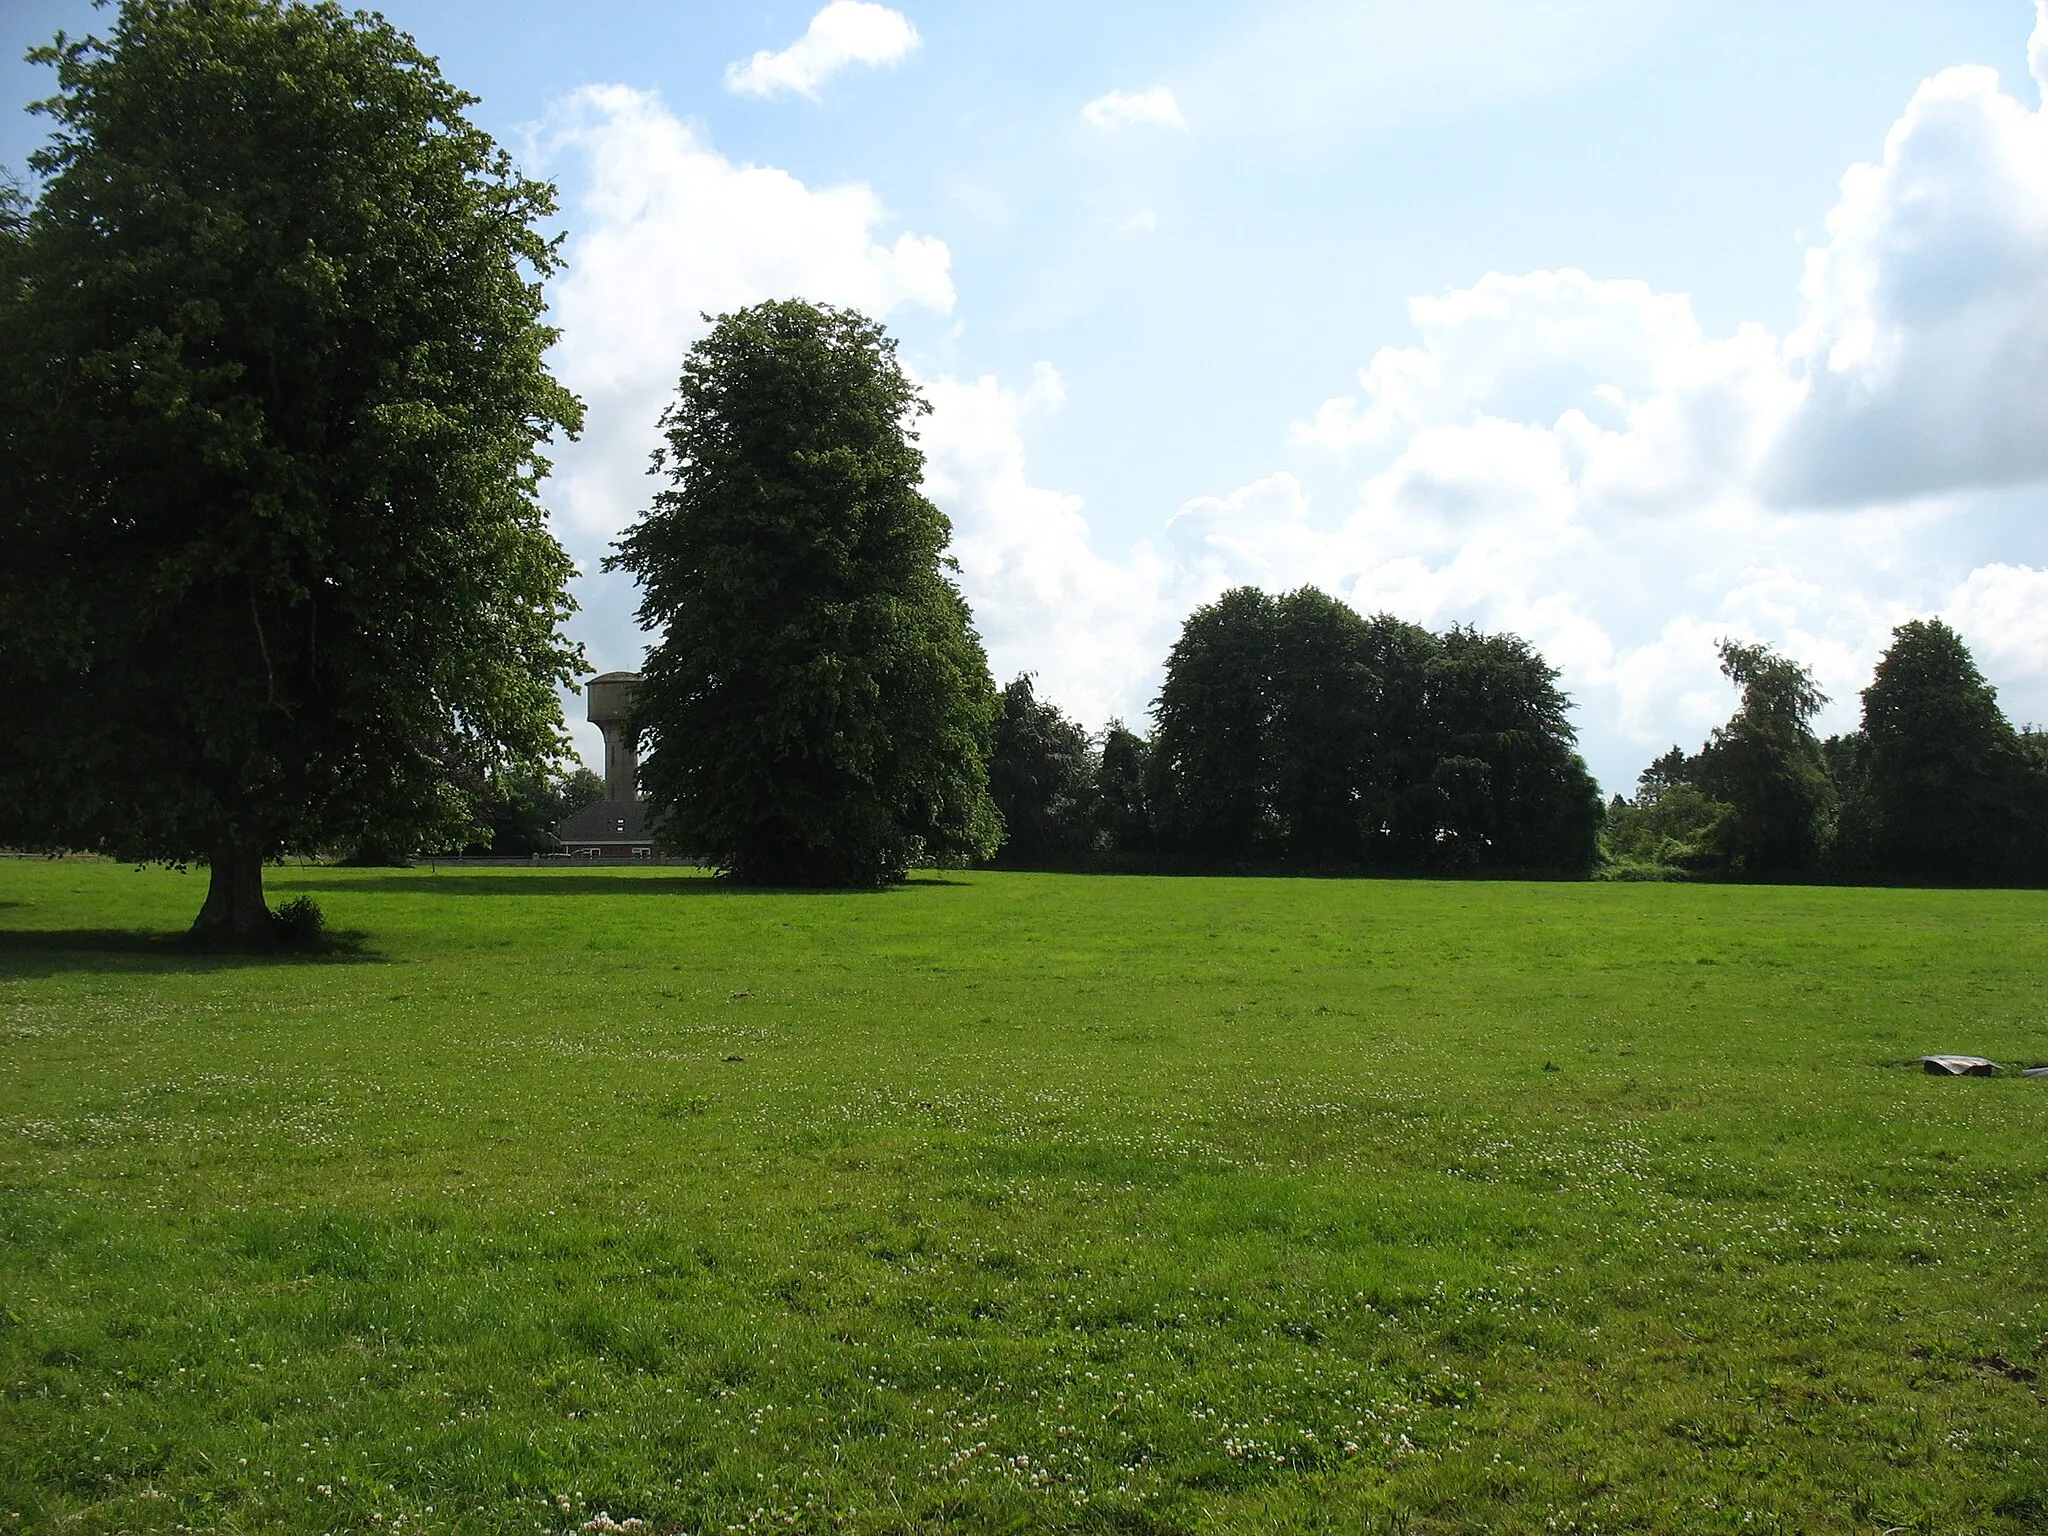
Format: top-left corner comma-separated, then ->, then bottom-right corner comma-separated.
8,0 -> 2048,788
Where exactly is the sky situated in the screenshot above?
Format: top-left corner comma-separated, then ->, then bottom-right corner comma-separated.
7,0 -> 2048,790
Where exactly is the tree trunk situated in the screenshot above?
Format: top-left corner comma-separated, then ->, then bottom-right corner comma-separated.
190,842 -> 274,946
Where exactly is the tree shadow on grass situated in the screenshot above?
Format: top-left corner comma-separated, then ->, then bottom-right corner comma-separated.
0,927 -> 383,978
270,873 -> 969,898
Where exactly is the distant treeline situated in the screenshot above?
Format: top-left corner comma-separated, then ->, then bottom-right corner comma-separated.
990,593 -> 2045,885
989,586 -> 1603,875
1607,618 -> 2048,884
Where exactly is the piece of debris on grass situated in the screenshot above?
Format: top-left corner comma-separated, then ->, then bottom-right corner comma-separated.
1919,1055 -> 1999,1076
2023,1066 -> 2048,1079
1972,1353 -> 2040,1383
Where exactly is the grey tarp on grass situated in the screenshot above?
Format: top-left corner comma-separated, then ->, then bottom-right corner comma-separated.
1920,1055 -> 2000,1076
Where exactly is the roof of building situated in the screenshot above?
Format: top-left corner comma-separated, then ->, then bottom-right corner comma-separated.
589,670 -> 641,684
558,797 -> 653,844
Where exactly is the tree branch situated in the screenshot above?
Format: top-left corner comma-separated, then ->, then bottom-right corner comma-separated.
250,586 -> 275,705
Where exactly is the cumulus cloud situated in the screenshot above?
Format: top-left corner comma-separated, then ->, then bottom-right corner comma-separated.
1292,267 -> 1794,519
1766,44 -> 2048,504
1297,270 -> 1707,451
1944,563 -> 2048,727
725,2 -> 920,100
541,84 -> 953,544
1081,87 -> 1186,130
535,10 -> 2048,787
1167,472 -> 1318,584
1239,13 -> 2048,781
919,367 -> 1171,725
1266,248 -> 2045,777
1298,11 -> 2048,522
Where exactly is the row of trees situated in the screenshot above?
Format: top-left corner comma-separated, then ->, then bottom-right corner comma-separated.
1606,620 -> 2048,883
996,610 -> 2048,887
988,590 -> 1604,874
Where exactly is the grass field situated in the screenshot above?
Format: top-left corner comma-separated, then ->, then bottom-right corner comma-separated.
2,860 -> 2046,1535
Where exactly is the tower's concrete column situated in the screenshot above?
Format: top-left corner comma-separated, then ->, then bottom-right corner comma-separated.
586,672 -> 640,801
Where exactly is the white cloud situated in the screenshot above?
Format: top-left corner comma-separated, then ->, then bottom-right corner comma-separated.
1167,471 -> 1318,586
919,367 -> 1172,727
1292,267 -> 1793,519
1300,268 -> 1704,450
725,2 -> 920,100
1944,563 -> 2048,727
1081,87 -> 1186,130
1266,253 -> 2002,779
541,84 -> 953,548
1766,47 -> 2048,504
1240,13 -> 2048,782
1299,8 -> 2048,519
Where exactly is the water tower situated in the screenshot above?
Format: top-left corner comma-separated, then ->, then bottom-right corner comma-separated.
586,672 -> 640,802
557,671 -> 653,857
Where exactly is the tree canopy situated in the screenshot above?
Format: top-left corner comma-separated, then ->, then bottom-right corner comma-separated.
0,0 -> 585,941
988,675 -> 1096,866
1601,747 -> 1732,878
1427,626 -> 1604,871
461,765 -> 607,859
1266,588 -> 1380,863
1149,587 -> 1277,859
1853,619 -> 2042,881
1093,721 -> 1154,855
1610,622 -> 2048,885
1146,587 -> 1600,872
1692,640 -> 1835,876
608,300 -> 1001,886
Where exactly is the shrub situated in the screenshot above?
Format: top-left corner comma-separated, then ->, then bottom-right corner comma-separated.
272,896 -> 326,949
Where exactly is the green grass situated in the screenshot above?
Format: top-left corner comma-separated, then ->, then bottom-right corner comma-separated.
2,860 -> 2046,1535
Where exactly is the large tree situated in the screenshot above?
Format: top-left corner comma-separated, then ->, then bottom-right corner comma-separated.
1349,613 -> 1443,865
988,675 -> 1096,866
1427,626 -> 1604,871
1267,588 -> 1377,864
608,300 -> 1001,886
1092,721 -> 1153,854
1148,587 -> 1276,859
0,0 -> 585,942
1853,619 -> 2043,881
1694,640 -> 1835,876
